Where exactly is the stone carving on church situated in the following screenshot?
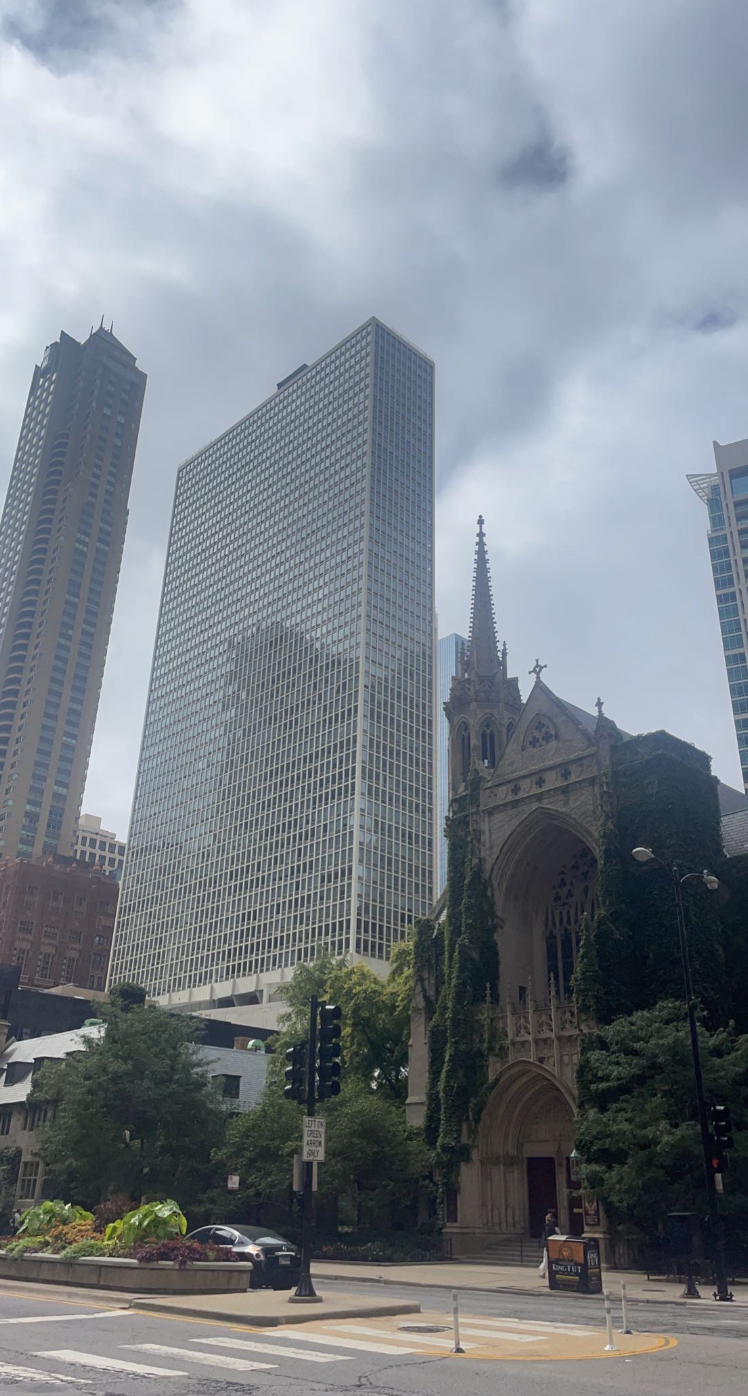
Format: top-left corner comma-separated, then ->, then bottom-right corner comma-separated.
524,715 -> 557,749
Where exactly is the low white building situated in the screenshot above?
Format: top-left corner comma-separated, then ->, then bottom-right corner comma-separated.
0,1021 -> 268,1206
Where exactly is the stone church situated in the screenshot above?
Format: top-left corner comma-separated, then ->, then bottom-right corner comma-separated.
407,517 -> 747,1260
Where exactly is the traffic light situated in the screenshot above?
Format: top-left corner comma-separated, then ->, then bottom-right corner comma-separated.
284,1043 -> 307,1103
709,1103 -> 734,1173
317,1003 -> 342,1099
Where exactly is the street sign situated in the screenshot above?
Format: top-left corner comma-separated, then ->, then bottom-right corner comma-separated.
293,1153 -> 318,1192
715,1172 -> 724,1194
227,1174 -> 240,1191
302,1115 -> 326,1162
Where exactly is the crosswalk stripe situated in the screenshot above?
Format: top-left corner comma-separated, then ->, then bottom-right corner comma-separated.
128,1344 -> 275,1372
194,1336 -> 349,1363
459,1327 -> 545,1344
0,1311 -> 126,1326
39,1349 -> 187,1377
274,1329 -> 418,1356
0,1360 -> 90,1385
461,1316 -> 596,1335
334,1324 -> 475,1350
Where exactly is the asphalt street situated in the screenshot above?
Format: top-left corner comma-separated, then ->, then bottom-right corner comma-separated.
0,1278 -> 743,1395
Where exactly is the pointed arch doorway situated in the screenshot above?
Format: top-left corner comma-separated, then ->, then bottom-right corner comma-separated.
476,1061 -> 580,1237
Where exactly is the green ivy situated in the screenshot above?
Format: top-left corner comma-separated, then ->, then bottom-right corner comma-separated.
576,732 -> 728,1025
423,769 -> 503,1181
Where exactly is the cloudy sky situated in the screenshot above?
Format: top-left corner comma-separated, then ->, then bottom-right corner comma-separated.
1,0 -> 747,837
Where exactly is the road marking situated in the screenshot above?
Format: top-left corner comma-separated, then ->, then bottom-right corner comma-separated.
128,1343 -> 275,1372
0,1359 -> 90,1385
194,1336 -> 349,1363
335,1323 -> 476,1350
459,1328 -> 544,1344
461,1316 -> 596,1335
0,1311 -> 128,1325
275,1329 -> 418,1355
39,1349 -> 187,1377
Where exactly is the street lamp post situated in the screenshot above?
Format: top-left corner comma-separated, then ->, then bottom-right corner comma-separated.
631,847 -> 732,1302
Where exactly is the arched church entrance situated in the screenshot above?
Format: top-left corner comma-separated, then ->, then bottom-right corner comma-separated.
477,1062 -> 579,1237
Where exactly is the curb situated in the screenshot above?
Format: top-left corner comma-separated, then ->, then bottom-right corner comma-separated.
130,1297 -> 421,1327
310,1269 -> 748,1310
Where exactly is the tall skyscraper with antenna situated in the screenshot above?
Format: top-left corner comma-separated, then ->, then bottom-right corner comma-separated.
0,325 -> 146,859
111,317 -> 435,1009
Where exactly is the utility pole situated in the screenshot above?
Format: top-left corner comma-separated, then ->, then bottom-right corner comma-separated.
292,994 -> 319,1301
672,868 -> 732,1302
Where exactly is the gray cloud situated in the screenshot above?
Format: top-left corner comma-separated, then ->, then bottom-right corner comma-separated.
1,0 -> 747,837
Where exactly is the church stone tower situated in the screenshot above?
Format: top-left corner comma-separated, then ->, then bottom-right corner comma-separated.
445,517 -> 522,799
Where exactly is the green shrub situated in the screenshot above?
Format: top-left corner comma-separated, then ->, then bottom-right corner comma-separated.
18,1201 -> 93,1236
4,1237 -> 51,1256
105,1199 -> 187,1248
61,1239 -> 111,1259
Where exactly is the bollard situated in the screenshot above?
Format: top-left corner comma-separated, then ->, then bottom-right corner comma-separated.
603,1292 -> 618,1352
620,1281 -> 632,1335
452,1289 -> 464,1354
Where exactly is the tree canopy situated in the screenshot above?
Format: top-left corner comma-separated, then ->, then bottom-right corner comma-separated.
216,1078 -> 431,1231
31,995 -> 227,1212
576,1000 -> 748,1236
271,946 -> 414,1099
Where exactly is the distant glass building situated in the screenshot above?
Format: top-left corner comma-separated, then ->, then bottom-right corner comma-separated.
437,632 -> 466,893
110,318 -> 435,1005
690,438 -> 748,789
0,327 -> 146,860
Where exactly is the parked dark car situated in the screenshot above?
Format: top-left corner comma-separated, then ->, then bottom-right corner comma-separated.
188,1224 -> 300,1289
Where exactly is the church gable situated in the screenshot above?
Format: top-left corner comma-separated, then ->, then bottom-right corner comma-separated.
496,680 -> 597,779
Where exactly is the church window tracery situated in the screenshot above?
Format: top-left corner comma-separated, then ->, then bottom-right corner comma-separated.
544,845 -> 597,1002
458,725 -> 471,780
480,722 -> 497,768
526,716 -> 557,749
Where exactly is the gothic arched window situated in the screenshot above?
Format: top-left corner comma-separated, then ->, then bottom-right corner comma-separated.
506,720 -> 515,741
480,722 -> 497,769
544,845 -> 598,1002
459,725 -> 471,781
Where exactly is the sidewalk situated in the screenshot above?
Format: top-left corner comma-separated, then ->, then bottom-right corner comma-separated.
311,1258 -> 748,1306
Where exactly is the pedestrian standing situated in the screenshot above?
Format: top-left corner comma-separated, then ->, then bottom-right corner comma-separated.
538,1208 -> 559,1278
10,1209 -> 22,1233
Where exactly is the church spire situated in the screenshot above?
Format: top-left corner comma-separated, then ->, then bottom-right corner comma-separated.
467,516 -> 501,677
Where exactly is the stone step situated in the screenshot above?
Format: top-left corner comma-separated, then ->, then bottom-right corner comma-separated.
458,1235 -> 539,1267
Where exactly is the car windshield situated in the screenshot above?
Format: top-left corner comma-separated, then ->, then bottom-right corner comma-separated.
233,1227 -> 289,1246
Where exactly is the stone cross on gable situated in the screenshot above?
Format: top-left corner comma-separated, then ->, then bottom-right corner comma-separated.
529,659 -> 547,679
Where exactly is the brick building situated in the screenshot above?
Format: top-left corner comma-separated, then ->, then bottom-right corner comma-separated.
0,857 -> 117,993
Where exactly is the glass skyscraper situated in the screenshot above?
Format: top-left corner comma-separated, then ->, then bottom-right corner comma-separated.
0,327 -> 145,860
111,318 -> 435,1005
690,438 -> 748,789
437,632 -> 466,893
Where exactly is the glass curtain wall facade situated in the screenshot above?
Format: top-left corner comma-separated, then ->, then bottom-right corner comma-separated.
0,328 -> 145,859
690,437 -> 748,789
437,632 -> 466,893
110,318 -> 435,1003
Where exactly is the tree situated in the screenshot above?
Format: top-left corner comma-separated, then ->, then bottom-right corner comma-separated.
575,1000 -> 748,1237
31,996 -> 227,1213
216,1079 -> 431,1231
272,948 -> 414,1100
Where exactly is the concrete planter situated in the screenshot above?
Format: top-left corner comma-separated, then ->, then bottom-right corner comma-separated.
0,1252 -> 252,1293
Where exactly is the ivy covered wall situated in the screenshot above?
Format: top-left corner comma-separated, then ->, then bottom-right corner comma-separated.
575,731 -> 728,1025
418,770 -> 500,1182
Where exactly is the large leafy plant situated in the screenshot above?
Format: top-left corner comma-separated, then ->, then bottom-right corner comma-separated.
105,1199 -> 186,1248
18,1201 -> 92,1236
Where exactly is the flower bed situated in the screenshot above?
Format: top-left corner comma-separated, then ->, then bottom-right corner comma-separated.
0,1251 -> 252,1293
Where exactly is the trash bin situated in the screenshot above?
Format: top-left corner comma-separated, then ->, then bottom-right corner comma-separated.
547,1235 -> 603,1294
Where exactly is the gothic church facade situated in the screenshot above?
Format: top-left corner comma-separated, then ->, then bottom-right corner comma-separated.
407,518 -> 744,1256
